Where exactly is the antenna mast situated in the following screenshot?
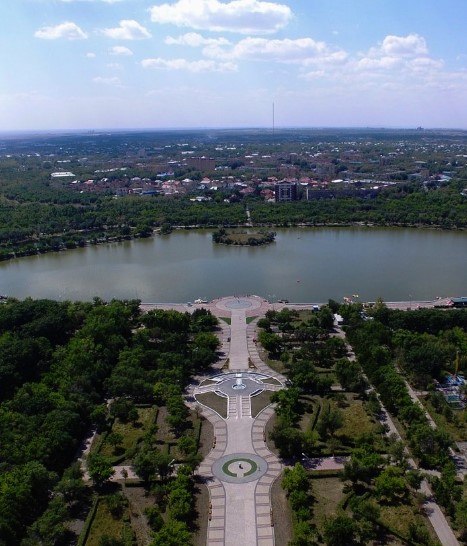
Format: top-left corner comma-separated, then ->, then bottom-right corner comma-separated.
272,102 -> 275,136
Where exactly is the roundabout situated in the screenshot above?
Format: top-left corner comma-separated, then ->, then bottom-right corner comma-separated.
212,453 -> 267,484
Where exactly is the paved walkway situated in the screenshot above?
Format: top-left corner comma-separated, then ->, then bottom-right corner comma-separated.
192,296 -> 286,546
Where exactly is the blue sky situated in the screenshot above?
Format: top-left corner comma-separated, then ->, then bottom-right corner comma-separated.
2,0 -> 467,131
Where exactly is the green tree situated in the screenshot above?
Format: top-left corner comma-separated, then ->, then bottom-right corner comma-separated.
150,520 -> 192,546
455,499 -> 467,541
342,446 -> 384,487
374,466 -> 408,503
271,388 -> 303,425
106,432 -> 124,453
316,405 -> 343,440
324,514 -> 359,546
105,493 -> 127,519
282,463 -> 310,494
87,453 -> 114,488
144,506 -> 164,532
270,424 -> 304,459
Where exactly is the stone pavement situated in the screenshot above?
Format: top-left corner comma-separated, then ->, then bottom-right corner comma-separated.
193,296 -> 286,546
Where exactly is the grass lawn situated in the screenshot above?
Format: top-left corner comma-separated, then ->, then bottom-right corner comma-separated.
246,316 -> 258,324
422,398 -> 467,442
333,395 -> 379,444
100,407 -> 156,460
198,416 -> 214,458
259,350 -> 287,374
196,392 -> 228,418
251,391 -> 273,417
262,377 -> 282,385
265,412 -> 280,457
298,397 -> 320,433
123,486 -> 154,545
272,476 -> 293,545
193,481 -> 210,546
219,317 -> 231,325
154,406 -> 175,451
85,496 -> 132,546
311,477 -> 345,534
378,503 -> 438,545
309,479 -> 430,546
296,310 -> 313,322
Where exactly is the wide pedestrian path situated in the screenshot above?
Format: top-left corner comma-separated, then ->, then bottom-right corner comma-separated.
192,296 -> 286,546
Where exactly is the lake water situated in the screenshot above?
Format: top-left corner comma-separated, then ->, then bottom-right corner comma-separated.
1,227 -> 466,303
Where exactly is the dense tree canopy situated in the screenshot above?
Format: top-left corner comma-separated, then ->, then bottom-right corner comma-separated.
0,297 -> 218,545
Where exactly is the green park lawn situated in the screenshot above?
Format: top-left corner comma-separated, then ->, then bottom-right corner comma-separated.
85,497 -> 133,546
311,477 -> 345,533
99,407 -> 157,461
422,397 -> 467,442
333,396 -> 379,443
310,476 -> 436,546
251,391 -> 273,417
196,392 -> 228,418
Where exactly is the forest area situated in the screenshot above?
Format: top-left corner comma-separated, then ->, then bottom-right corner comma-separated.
0,298 -> 220,546
256,304 -> 467,545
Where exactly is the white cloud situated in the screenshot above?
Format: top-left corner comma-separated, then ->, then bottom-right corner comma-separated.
93,76 -> 122,85
221,37 -> 347,64
101,20 -> 151,40
107,63 -> 124,70
300,33 -> 452,94
141,57 -> 237,72
167,33 -> 347,66
60,0 -> 124,3
86,52 -> 96,58
380,34 -> 428,57
34,21 -> 88,40
110,45 -> 134,56
355,33 -> 442,77
165,32 -> 231,47
149,0 -> 292,35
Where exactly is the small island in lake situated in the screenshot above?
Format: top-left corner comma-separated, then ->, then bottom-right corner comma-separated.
212,228 -> 276,246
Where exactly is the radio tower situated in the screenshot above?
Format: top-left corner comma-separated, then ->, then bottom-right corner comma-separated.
272,102 -> 275,136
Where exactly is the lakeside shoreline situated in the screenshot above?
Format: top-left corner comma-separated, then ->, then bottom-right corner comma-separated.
1,220 -> 466,263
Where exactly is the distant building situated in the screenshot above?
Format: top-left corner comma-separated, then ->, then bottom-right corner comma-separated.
333,314 -> 344,326
186,157 -> 216,172
279,164 -> 299,176
275,181 -> 297,202
51,171 -> 75,178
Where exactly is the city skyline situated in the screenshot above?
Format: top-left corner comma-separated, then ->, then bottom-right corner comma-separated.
2,0 -> 467,131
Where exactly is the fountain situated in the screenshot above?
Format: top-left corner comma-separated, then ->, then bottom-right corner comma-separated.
232,373 -> 246,390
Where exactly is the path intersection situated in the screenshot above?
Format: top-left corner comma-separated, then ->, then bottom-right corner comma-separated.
186,296 -> 286,546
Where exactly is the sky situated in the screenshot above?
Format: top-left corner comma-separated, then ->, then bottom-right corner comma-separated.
2,0 -> 467,131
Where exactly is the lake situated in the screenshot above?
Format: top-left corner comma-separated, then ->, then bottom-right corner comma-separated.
1,227 -> 466,303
